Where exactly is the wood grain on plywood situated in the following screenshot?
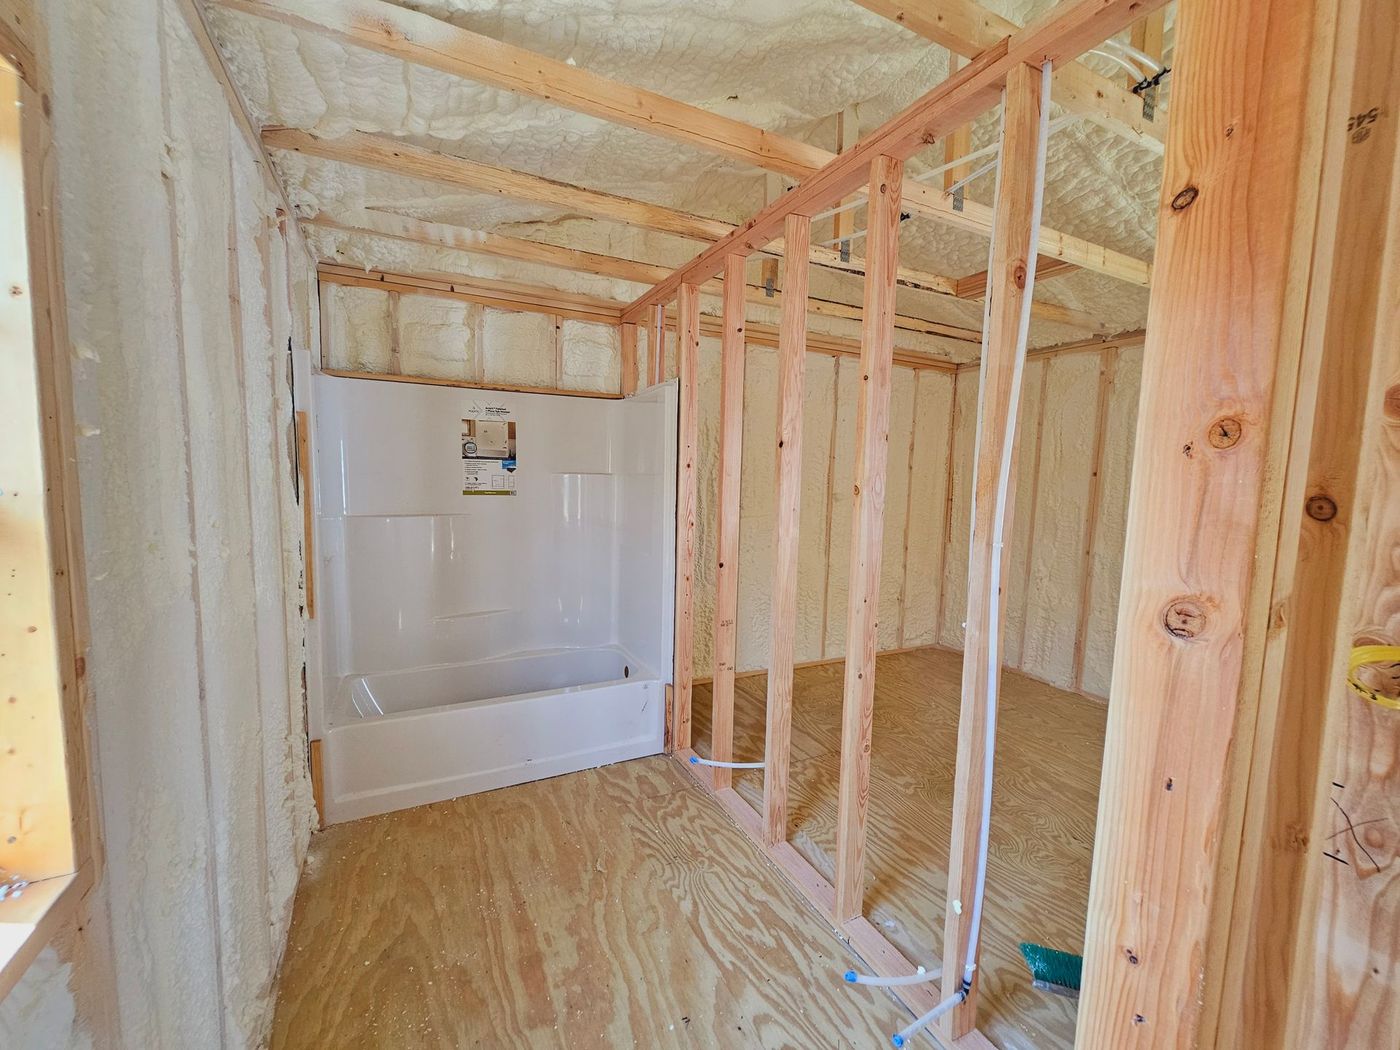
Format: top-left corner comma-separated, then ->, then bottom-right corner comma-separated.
268,757 -> 925,1049
694,647 -> 1105,1050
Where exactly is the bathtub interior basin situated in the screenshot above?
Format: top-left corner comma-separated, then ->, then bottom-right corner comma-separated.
343,647 -> 648,720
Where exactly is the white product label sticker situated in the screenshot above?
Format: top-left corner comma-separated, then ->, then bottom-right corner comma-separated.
461,407 -> 517,495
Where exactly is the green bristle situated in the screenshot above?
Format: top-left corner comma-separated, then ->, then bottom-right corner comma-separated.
1019,942 -> 1083,999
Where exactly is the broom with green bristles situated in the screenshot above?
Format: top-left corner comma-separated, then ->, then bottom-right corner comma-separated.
1019,942 -> 1083,999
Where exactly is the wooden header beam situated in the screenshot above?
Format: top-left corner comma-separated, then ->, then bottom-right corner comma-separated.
622,0 -> 1167,322
662,309 -> 958,373
322,258 -> 964,373
316,264 -> 624,324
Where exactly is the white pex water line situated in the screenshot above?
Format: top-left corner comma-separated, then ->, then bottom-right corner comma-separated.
868,58 -> 1053,1050
844,966 -> 941,988
1086,47 -> 1151,82
688,755 -> 765,770
1104,37 -> 1165,77
804,114 -> 1077,246
816,225 -> 870,250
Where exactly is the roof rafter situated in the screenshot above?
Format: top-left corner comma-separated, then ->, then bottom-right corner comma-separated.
222,0 -> 1150,287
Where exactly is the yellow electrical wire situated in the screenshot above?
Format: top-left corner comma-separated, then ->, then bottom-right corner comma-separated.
1347,644 -> 1400,710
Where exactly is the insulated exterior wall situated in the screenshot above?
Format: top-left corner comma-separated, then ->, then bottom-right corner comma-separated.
877,368 -> 917,652
1002,357 -> 1048,668
900,370 -> 956,647
735,346 -> 779,671
689,342 -> 1143,704
1019,351 -> 1101,686
320,283 -> 622,393
396,294 -> 474,379
692,333 -> 724,677
938,370 -> 981,651
795,357 -> 840,663
0,1 -> 316,1048
821,358 -> 862,657
1080,348 -> 1142,697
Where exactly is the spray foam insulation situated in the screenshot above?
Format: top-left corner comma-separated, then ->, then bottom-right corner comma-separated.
0,1 -> 316,1047
1080,346 -> 1143,697
321,284 -> 620,391
206,0 -> 1167,350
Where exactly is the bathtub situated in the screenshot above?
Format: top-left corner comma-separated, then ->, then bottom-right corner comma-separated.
322,646 -> 663,824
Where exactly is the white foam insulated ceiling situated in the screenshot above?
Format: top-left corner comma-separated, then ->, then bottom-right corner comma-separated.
208,0 -> 1172,363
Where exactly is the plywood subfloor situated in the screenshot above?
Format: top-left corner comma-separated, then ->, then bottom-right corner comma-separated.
693,646 -> 1108,1050
269,754 -> 921,1048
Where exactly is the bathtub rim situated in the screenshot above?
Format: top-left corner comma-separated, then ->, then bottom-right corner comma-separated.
327,643 -> 658,728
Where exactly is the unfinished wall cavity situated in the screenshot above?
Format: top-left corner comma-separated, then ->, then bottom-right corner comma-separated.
320,281 -> 622,393
692,340 -> 1144,701
0,1 -> 316,1047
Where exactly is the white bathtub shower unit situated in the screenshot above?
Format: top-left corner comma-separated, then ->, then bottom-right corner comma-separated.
325,646 -> 661,824
309,376 -> 677,824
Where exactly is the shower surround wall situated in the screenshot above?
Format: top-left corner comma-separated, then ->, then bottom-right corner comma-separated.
309,374 -> 675,817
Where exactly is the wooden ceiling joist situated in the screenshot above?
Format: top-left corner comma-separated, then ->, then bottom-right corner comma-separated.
306,210 -> 675,286
313,213 -> 982,343
268,128 -> 957,295
852,0 -> 1167,152
304,208 -> 1092,338
955,255 -> 1079,298
233,0 -> 1152,287
317,263 -> 626,324
218,0 -> 831,180
265,127 -> 732,242
624,0 -> 1166,323
906,183 -> 1151,286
